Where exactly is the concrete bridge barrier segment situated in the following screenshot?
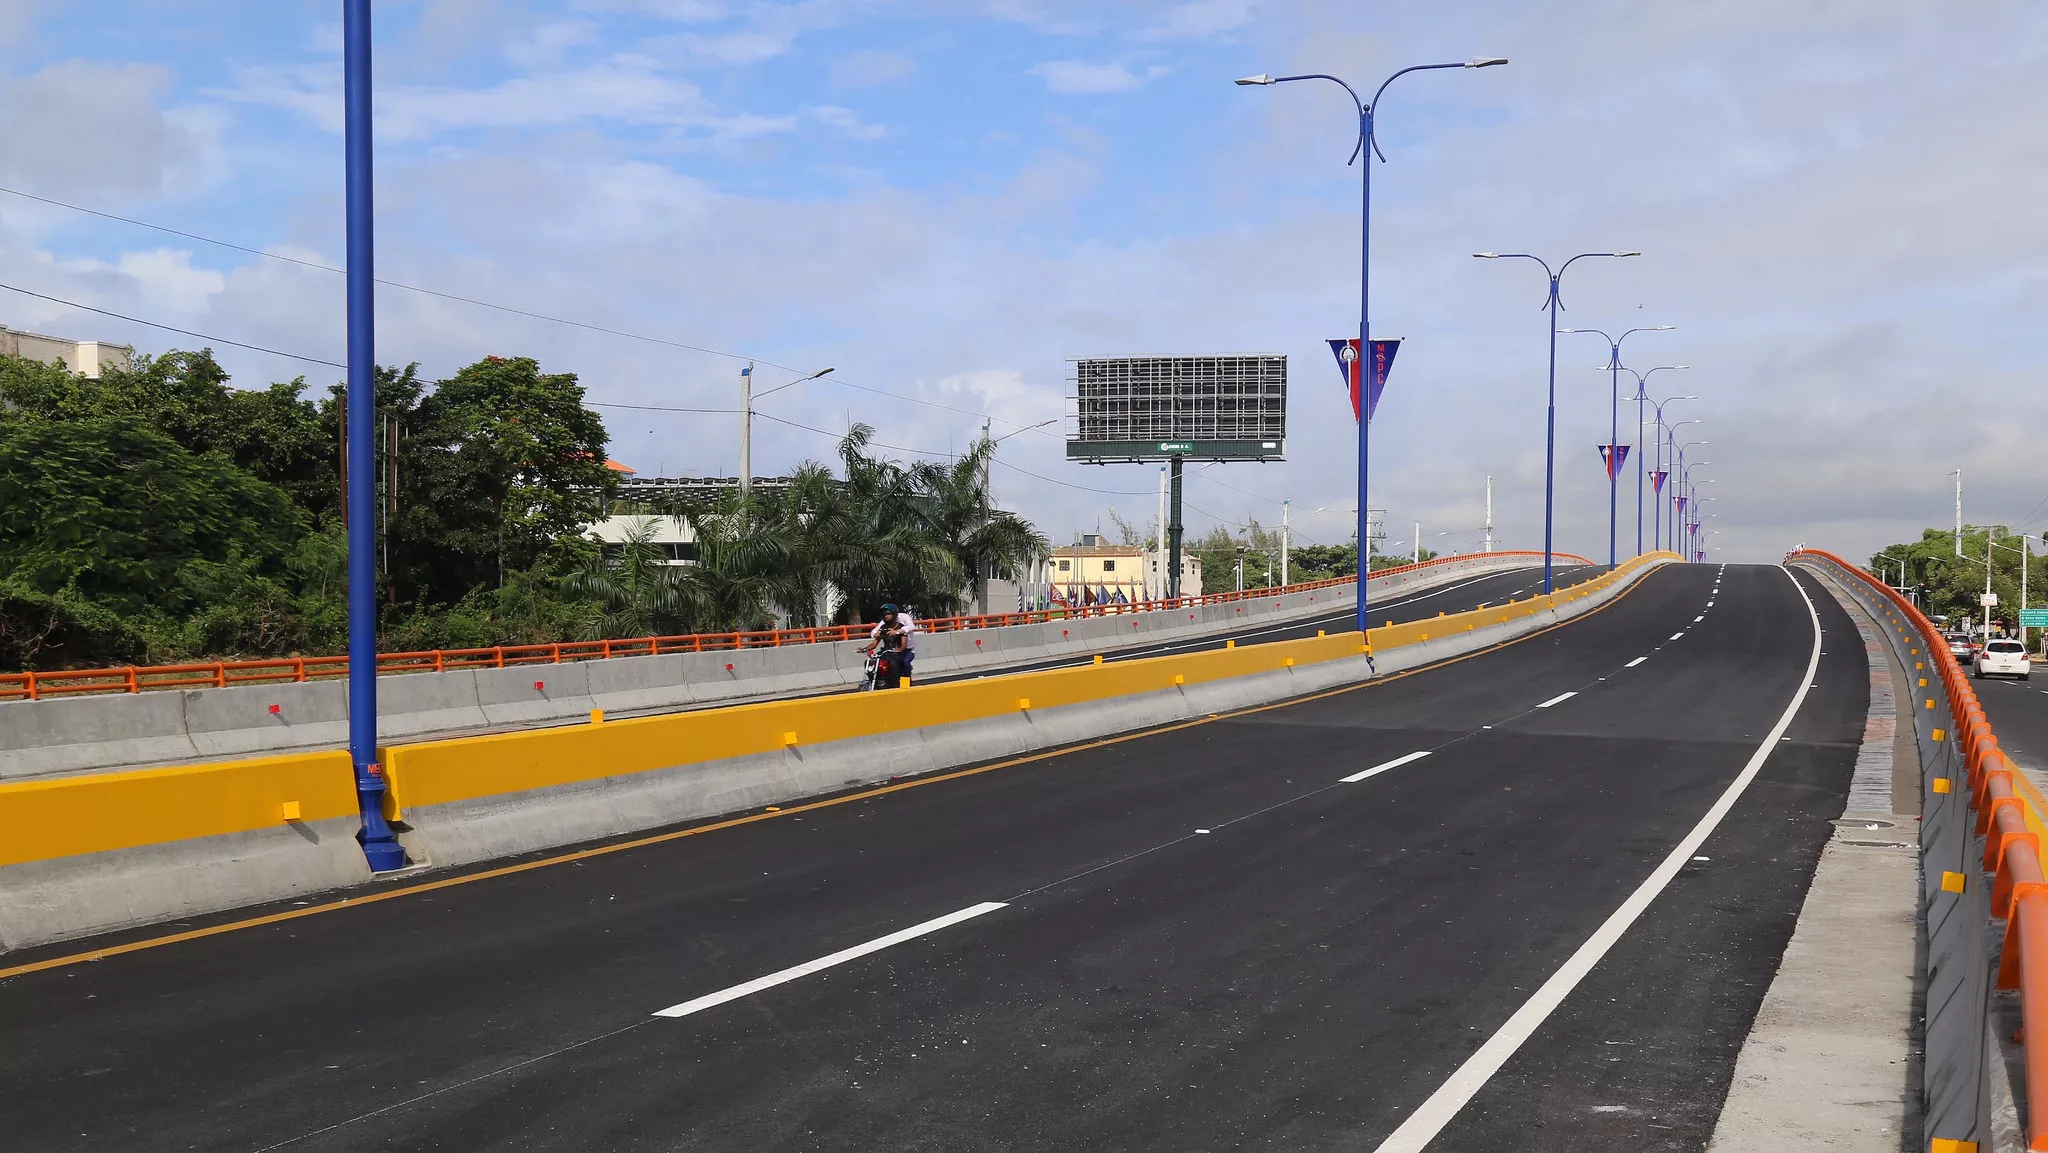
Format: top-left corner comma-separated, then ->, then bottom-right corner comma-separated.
0,551 -> 1569,782
0,552 -> 1665,953
1791,549 -> 2048,1152
0,750 -> 370,953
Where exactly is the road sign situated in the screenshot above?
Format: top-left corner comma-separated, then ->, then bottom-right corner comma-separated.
2020,609 -> 2048,628
1982,592 -> 2000,607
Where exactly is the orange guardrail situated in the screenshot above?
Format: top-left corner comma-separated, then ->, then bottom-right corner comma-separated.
1792,548 -> 2048,1149
0,550 -> 1589,703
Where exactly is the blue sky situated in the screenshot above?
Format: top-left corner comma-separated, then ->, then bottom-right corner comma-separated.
4,0 -> 2047,565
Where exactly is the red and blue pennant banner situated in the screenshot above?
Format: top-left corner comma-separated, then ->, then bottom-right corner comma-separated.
1649,469 -> 1669,494
1676,495 -> 1688,515
1598,444 -> 1630,480
1328,338 -> 1401,423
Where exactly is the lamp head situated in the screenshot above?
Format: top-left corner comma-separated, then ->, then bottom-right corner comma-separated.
1615,251 -> 1642,257
1466,57 -> 1510,68
1472,252 -> 1499,259
1235,74 -> 1276,86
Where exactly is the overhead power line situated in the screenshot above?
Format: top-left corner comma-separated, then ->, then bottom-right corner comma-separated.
0,280 -> 345,368
0,183 -> 1056,436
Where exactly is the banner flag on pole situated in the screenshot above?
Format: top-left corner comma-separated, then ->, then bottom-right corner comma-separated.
1327,338 -> 1401,423
1598,444 -> 1630,480
1677,495 -> 1688,515
1649,469 -> 1668,494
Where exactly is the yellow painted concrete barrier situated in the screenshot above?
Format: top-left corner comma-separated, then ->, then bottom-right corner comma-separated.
0,750 -> 356,866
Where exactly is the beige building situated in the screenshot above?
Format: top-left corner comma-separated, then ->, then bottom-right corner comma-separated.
0,325 -> 133,378
1047,534 -> 1202,604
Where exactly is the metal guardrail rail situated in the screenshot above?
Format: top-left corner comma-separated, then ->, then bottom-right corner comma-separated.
1792,548 -> 2048,1151
0,550 -> 1586,703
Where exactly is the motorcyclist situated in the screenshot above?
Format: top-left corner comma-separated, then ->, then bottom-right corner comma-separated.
861,603 -> 913,688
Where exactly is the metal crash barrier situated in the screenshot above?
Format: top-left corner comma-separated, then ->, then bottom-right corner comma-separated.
1793,549 -> 2048,1151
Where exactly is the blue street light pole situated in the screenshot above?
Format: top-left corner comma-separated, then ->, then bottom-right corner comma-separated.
1613,364 -> 1695,552
1560,326 -> 1674,569
1239,56 -> 1507,638
345,0 -> 404,872
1640,393 -> 1696,552
1472,251 -> 1641,591
1666,422 -> 1704,551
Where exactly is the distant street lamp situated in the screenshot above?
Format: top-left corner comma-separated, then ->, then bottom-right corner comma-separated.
1474,250 -> 1642,591
1238,55 -> 1507,635
740,365 -> 835,497
1559,326 -> 1673,569
1645,399 -> 1699,551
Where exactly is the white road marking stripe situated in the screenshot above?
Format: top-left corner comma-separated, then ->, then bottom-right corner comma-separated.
1369,565 -> 1824,1153
1669,632 -> 1685,641
1625,657 -> 1647,667
652,902 -> 1008,1018
1341,750 -> 1432,784
1535,691 -> 1577,708
1693,615 -> 1704,622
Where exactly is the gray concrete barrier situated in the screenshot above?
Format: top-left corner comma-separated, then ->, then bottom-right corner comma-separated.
0,554 -> 1542,781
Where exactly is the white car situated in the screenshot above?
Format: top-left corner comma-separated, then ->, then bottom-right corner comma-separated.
1974,639 -> 2031,680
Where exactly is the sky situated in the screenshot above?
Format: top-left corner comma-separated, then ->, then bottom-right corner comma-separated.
2,0 -> 2045,566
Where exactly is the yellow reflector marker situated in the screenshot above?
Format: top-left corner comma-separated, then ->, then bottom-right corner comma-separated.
1017,698 -> 1030,710
280,800 -> 302,822
1934,728 -> 1946,741
782,731 -> 798,746
1173,674 -> 1185,685
1919,678 -> 1928,687
590,708 -> 605,724
1941,872 -> 1966,894
1933,777 -> 1952,794
1930,1139 -> 1977,1152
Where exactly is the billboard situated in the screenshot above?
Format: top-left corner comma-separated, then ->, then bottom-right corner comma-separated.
1065,355 -> 1286,462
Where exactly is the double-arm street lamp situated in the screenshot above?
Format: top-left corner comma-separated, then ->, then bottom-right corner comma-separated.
1473,251 -> 1642,590
1614,366 -> 1689,559
1238,55 -> 1507,636
1647,403 -> 1698,551
1559,326 -> 1674,568
1674,434 -> 1707,553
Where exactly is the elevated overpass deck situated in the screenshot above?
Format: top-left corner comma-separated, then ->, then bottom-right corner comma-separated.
0,562 -> 1871,1151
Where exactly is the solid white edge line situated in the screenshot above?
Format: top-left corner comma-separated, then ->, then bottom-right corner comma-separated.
1625,657 -> 1647,668
1341,750 -> 1432,784
652,902 -> 1009,1019
1368,564 -> 1823,1153
1534,691 -> 1577,708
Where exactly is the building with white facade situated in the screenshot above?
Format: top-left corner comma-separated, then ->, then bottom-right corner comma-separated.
0,325 -> 133,378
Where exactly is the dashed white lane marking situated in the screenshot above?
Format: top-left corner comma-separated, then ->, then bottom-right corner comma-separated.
653,902 -> 1008,1019
1625,657 -> 1647,668
1341,750 -> 1432,784
1669,632 -> 1685,641
1535,691 -> 1578,708
1693,615 -> 1704,623
1369,565 -> 1824,1153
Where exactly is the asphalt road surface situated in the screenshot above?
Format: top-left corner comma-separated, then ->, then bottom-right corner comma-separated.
0,562 -> 1866,1151
918,563 -> 1602,685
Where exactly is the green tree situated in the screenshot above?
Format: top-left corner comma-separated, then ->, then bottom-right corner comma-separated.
1873,526 -> 2036,630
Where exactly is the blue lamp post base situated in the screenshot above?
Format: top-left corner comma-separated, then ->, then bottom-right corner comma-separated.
355,768 -> 407,871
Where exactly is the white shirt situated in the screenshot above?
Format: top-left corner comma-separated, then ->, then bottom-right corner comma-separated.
868,612 -> 917,652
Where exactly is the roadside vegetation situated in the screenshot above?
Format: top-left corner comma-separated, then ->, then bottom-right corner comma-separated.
0,350 -> 1041,670
1870,527 -> 2037,628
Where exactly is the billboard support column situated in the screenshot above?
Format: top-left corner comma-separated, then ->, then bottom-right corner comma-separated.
1168,455 -> 1185,600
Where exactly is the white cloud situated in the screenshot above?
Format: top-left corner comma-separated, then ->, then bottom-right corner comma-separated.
831,48 -> 917,89
809,104 -> 889,140
0,61 -> 219,201
1140,0 -> 1258,39
219,59 -> 795,142
1028,59 -> 1172,95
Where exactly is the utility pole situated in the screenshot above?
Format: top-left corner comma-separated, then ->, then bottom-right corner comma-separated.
1281,499 -> 1291,586
1483,476 -> 1495,553
1953,468 -> 1963,557
1167,455 -> 1185,600
1156,465 -> 1168,600
739,362 -> 754,497
1413,521 -> 1421,565
1234,545 -> 1246,592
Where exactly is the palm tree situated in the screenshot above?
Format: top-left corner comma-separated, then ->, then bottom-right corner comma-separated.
563,518 -> 689,639
909,436 -> 1049,616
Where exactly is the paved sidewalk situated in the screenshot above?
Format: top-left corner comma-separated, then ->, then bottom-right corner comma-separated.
1706,573 -> 1919,1150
